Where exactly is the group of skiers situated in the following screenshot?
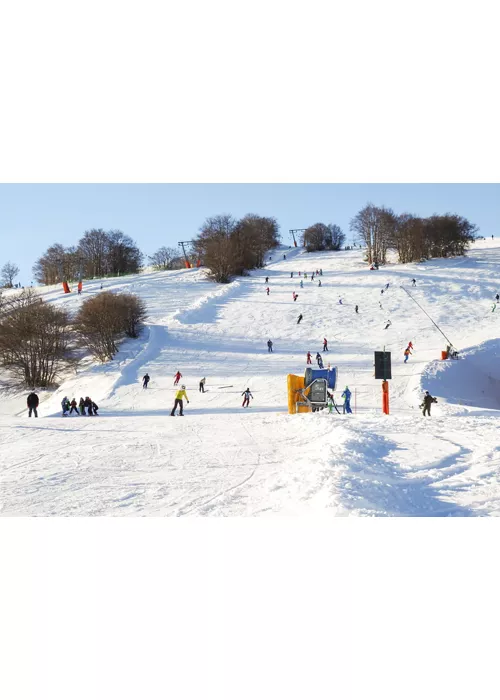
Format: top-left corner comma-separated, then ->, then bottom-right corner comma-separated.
62,396 -> 98,416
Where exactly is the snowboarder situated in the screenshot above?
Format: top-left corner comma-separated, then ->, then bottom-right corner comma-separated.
69,398 -> 79,415
241,388 -> 253,408
355,305 -> 359,314
300,280 -> 303,288
341,386 -> 352,414
27,391 -> 39,418
79,397 -> 85,415
297,314 -> 303,324
174,371 -> 182,386
421,390 -> 437,417
171,385 -> 189,416
61,396 -> 70,416
316,352 -> 323,369
404,347 -> 412,363
412,279 -> 416,286
199,377 -> 206,393
142,373 -> 150,389
266,287 -> 270,296
318,279 -> 322,287
323,338 -> 328,352
267,339 -> 273,353
384,320 -> 392,330
306,352 -> 312,365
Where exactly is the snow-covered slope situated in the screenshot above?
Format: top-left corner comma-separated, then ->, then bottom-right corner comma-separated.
1,240 -> 500,516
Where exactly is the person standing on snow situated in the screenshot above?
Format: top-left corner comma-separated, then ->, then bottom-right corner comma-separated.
323,338 -> 328,352
300,280 -> 303,288
266,287 -> 270,296
199,377 -> 206,393
77,281 -> 83,295
69,398 -> 79,415
291,271 -> 294,278
283,254 -> 286,260
84,397 -> 94,415
171,385 -> 189,416
385,283 -> 389,290
61,397 -> 70,416
142,373 -> 150,389
306,352 -> 312,365
267,339 -> 273,353
241,388 -> 253,408
265,277 -> 269,284
338,297 -> 343,305
404,347 -> 412,363
495,293 -> 499,302
412,279 -> 416,287
318,279 -> 322,287
27,391 -> 39,418
316,352 -> 323,369
421,391 -> 437,417
304,273 -> 307,279
355,305 -> 359,314
297,314 -> 303,324
341,386 -> 352,414
79,397 -> 85,415
320,269 -> 323,276
174,371 -> 182,386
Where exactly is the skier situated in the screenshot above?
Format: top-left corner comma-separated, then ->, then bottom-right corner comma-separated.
493,303 -> 497,313
100,283 -> 103,289
304,273 -> 307,279
306,352 -> 312,365
79,397 -> 85,415
412,279 -> 416,287
320,269 -> 323,276
84,397 -> 93,415
283,254 -> 286,260
27,391 -> 39,418
338,297 -> 343,305
298,271 -> 301,277
61,396 -> 70,416
266,287 -> 270,296
199,377 -> 206,393
318,279 -> 322,287
385,283 -> 389,290
91,400 -> 99,416
381,288 -> 384,295
311,273 -> 315,281
323,338 -> 328,352
291,271 -> 294,278
421,390 -> 437,417
341,386 -> 352,414
379,302 -> 383,309
142,373 -> 150,389
69,398 -> 79,415
496,294 -> 499,302
241,387 -> 253,408
300,280 -> 303,288
297,314 -> 303,324
265,277 -> 269,284
77,281 -> 83,295
355,305 -> 359,314
404,347 -> 412,363
384,320 -> 392,330
293,293 -> 298,301
316,352 -> 323,369
267,339 -> 273,353
174,371 -> 182,386
171,385 -> 189,416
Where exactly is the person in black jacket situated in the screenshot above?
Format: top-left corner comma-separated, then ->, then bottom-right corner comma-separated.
421,391 -> 437,417
27,392 -> 39,418
142,373 -> 150,389
84,397 -> 93,415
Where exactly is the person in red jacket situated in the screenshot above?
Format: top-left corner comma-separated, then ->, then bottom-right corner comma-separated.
306,352 -> 312,364
266,287 -> 270,295
323,338 -> 328,352
174,371 -> 182,385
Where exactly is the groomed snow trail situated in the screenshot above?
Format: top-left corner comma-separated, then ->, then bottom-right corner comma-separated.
1,241 -> 500,516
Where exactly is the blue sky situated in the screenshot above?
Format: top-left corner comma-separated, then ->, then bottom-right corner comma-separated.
0,184 -> 498,283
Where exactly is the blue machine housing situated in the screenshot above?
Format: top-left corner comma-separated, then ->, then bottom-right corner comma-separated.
305,367 -> 337,391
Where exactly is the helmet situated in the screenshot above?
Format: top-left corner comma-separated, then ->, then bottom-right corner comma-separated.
181,385 -> 186,389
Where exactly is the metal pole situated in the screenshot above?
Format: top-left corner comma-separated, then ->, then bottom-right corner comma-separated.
400,286 -> 455,348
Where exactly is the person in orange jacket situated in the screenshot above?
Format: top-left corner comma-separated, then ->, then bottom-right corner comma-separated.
404,347 -> 412,363
77,281 -> 83,295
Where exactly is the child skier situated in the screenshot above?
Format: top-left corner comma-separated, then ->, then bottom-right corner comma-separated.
241,388 -> 253,408
69,398 -> 79,415
174,371 -> 182,386
171,385 -> 189,416
316,352 -> 323,369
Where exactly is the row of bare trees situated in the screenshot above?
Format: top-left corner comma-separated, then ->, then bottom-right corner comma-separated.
301,223 -> 345,252
193,214 -> 280,283
33,229 -> 143,285
0,290 -> 147,387
350,204 -> 478,265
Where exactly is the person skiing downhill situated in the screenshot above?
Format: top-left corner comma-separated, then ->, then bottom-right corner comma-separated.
404,347 -> 412,363
199,377 -> 206,392
338,297 -> 343,305
384,320 -> 392,330
174,371 -> 182,386
300,280 -> 303,288
421,391 -> 437,416
341,386 -> 352,414
385,283 -> 389,290
142,373 -> 150,389
316,352 -> 323,369
171,385 -> 189,416
297,314 -> 303,324
323,338 -> 328,352
27,391 -> 39,418
293,292 -> 298,301
306,352 -> 312,364
291,271 -> 293,278
355,305 -> 359,313
267,339 -> 273,353
412,279 -> 416,286
241,388 -> 253,408
496,293 -> 499,302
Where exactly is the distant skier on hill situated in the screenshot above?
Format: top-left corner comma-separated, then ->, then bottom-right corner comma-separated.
142,373 -> 150,389
241,388 -> 253,408
300,280 -> 303,288
61,397 -> 70,416
174,371 -> 182,386
297,314 -> 303,324
412,279 -> 416,286
265,277 -> 269,283
318,279 -> 322,287
316,352 -> 323,369
323,338 -> 328,352
355,305 -> 359,313
69,398 -> 79,415
420,391 -> 437,417
320,269 -> 323,276
338,297 -> 343,305
266,287 -> 270,295
171,385 -> 189,416
199,377 -> 206,392
283,254 -> 286,260
293,292 -> 298,301
341,386 -> 352,414
306,352 -> 312,364
267,339 -> 273,353
496,293 -> 499,302
291,271 -> 294,278
384,320 -> 392,330
404,347 -> 412,363
385,283 -> 389,290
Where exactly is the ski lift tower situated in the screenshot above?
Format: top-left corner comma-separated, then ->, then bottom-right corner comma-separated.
289,229 -> 306,248
178,240 -> 194,268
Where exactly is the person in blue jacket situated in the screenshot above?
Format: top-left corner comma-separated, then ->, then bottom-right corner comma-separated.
341,386 -> 352,414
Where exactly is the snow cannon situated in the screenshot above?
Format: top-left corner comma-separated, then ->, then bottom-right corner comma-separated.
287,366 -> 337,414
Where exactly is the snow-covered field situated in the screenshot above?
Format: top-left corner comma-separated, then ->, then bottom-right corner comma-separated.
1,240 -> 500,516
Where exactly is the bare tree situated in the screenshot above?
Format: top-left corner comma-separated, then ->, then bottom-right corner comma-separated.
149,246 -> 179,270
350,204 -> 394,265
193,214 -> 238,283
0,290 -> 75,387
1,261 -> 20,287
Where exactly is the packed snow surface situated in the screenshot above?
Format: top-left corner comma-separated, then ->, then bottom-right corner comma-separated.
2,240 -> 500,516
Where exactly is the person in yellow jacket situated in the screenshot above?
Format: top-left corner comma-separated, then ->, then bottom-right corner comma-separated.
171,385 -> 189,416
